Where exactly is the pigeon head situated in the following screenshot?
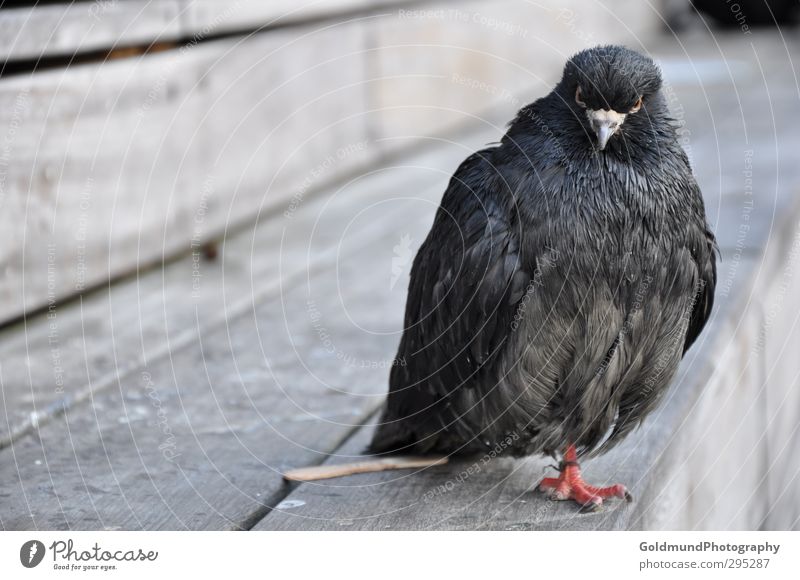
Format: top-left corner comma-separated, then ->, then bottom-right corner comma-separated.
560,45 -> 662,151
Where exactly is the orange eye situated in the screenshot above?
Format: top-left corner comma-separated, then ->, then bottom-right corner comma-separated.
630,96 -> 643,113
575,86 -> 586,108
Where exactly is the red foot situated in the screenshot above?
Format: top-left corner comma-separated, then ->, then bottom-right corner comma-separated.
538,445 -> 632,509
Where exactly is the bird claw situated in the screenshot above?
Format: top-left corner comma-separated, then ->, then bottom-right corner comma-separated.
537,454 -> 631,510
539,478 -> 624,509
579,502 -> 604,514
539,484 -> 565,501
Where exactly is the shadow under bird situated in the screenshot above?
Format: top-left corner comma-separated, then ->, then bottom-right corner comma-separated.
286,45 -> 717,510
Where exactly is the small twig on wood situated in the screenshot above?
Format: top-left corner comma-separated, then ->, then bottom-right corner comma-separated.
282,456 -> 449,482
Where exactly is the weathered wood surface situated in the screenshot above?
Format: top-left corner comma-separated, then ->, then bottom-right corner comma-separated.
0,20 -> 372,325
0,1 -> 183,61
180,0 -> 411,36
0,0 -> 416,62
0,132 -> 489,530
0,116 -> 369,449
759,215 -> 800,530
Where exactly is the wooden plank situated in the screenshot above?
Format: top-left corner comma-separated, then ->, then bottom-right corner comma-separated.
0,20 -> 372,325
186,20 -> 372,232
0,48 -> 206,324
179,0 -> 383,34
0,1 -> 183,61
0,129 -> 490,530
761,217 -> 800,530
252,417 -> 632,530
0,165 -> 337,446
0,0 -> 418,62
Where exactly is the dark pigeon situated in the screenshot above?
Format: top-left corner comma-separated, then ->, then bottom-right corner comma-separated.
369,45 -> 717,508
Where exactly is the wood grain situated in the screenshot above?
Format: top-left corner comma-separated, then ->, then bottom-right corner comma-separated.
0,0 -> 417,62
0,1 -> 183,62
0,21 -> 371,325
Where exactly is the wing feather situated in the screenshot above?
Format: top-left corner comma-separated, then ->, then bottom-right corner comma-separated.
370,150 -> 531,453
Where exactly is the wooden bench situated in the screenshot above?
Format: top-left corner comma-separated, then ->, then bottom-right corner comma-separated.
1,2 -> 798,530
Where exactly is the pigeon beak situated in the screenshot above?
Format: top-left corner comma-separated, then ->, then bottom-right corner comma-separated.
587,109 -> 627,151
596,124 -> 614,151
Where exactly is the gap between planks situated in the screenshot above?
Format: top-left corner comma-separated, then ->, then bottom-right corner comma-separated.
0,0 -> 453,77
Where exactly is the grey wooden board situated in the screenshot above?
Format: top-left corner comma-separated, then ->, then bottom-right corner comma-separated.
0,268 -> 382,531
0,20 -> 372,325
0,1 -> 184,61
0,0 -> 417,61
186,19 -> 372,232
253,418 -> 633,531
0,129 -> 493,530
760,217 -> 800,530
179,0 -> 412,37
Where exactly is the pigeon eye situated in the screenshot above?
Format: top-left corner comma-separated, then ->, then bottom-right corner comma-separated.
575,86 -> 586,108
629,96 -> 643,113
